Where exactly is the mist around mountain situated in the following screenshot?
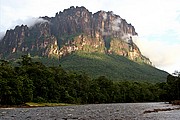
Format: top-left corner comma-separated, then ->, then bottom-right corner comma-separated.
0,6 -> 176,105
0,6 -> 168,82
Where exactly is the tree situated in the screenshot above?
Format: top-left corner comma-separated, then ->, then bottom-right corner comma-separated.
173,70 -> 180,77
167,74 -> 180,100
18,55 -> 32,66
17,76 -> 33,103
0,61 -> 23,105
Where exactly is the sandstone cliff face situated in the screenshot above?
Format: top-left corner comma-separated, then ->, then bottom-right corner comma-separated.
0,25 -> 29,57
0,6 -> 151,65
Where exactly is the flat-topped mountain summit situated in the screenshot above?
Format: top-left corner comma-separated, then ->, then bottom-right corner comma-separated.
0,6 -> 167,82
0,6 -> 151,64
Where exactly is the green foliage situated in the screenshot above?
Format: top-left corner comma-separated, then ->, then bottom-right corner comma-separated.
17,55 -> 32,66
0,55 -> 176,105
166,74 -> 180,101
57,33 -> 82,48
0,61 -> 23,105
60,52 -> 168,83
33,96 -> 47,103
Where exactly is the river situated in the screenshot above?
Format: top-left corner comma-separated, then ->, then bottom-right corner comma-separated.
0,102 -> 180,120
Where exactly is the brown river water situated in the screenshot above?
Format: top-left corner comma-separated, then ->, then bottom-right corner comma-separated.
0,102 -> 180,120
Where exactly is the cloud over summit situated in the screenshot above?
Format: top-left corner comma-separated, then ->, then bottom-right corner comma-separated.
0,0 -> 180,73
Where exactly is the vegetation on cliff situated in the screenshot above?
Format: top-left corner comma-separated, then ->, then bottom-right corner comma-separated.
0,55 -> 178,105
0,6 -> 151,65
60,52 -> 167,82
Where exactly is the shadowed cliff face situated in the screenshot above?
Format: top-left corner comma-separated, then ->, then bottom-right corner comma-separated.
0,6 -> 151,65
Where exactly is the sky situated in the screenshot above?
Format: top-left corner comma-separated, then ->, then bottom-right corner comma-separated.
0,0 -> 180,73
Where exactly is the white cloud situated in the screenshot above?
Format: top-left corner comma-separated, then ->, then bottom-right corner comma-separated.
0,32 -> 5,40
11,17 -> 49,28
102,12 -> 107,20
134,37 -> 180,73
0,17 -> 49,40
112,18 -> 122,31
0,0 -> 180,73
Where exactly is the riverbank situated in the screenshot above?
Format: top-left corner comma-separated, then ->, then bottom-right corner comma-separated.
171,100 -> 180,105
0,102 -> 180,120
143,107 -> 180,114
0,102 -> 73,108
1,101 -> 179,108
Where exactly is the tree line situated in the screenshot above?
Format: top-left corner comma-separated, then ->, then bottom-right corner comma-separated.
0,55 -> 179,105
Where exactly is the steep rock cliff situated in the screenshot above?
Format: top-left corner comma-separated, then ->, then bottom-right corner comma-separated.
0,6 -> 151,65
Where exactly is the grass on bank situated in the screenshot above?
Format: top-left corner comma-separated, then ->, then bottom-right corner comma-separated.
0,102 -> 74,108
25,102 -> 73,107
0,103 -> 73,108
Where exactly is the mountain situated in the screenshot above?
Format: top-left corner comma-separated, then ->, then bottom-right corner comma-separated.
0,6 -> 150,64
59,52 -> 167,82
0,6 -> 168,82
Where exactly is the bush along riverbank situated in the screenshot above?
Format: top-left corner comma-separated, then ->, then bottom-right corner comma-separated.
170,100 -> 180,105
0,55 -> 180,105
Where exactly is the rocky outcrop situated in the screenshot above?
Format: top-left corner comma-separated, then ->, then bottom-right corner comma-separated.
0,6 -> 151,65
0,25 -> 29,57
